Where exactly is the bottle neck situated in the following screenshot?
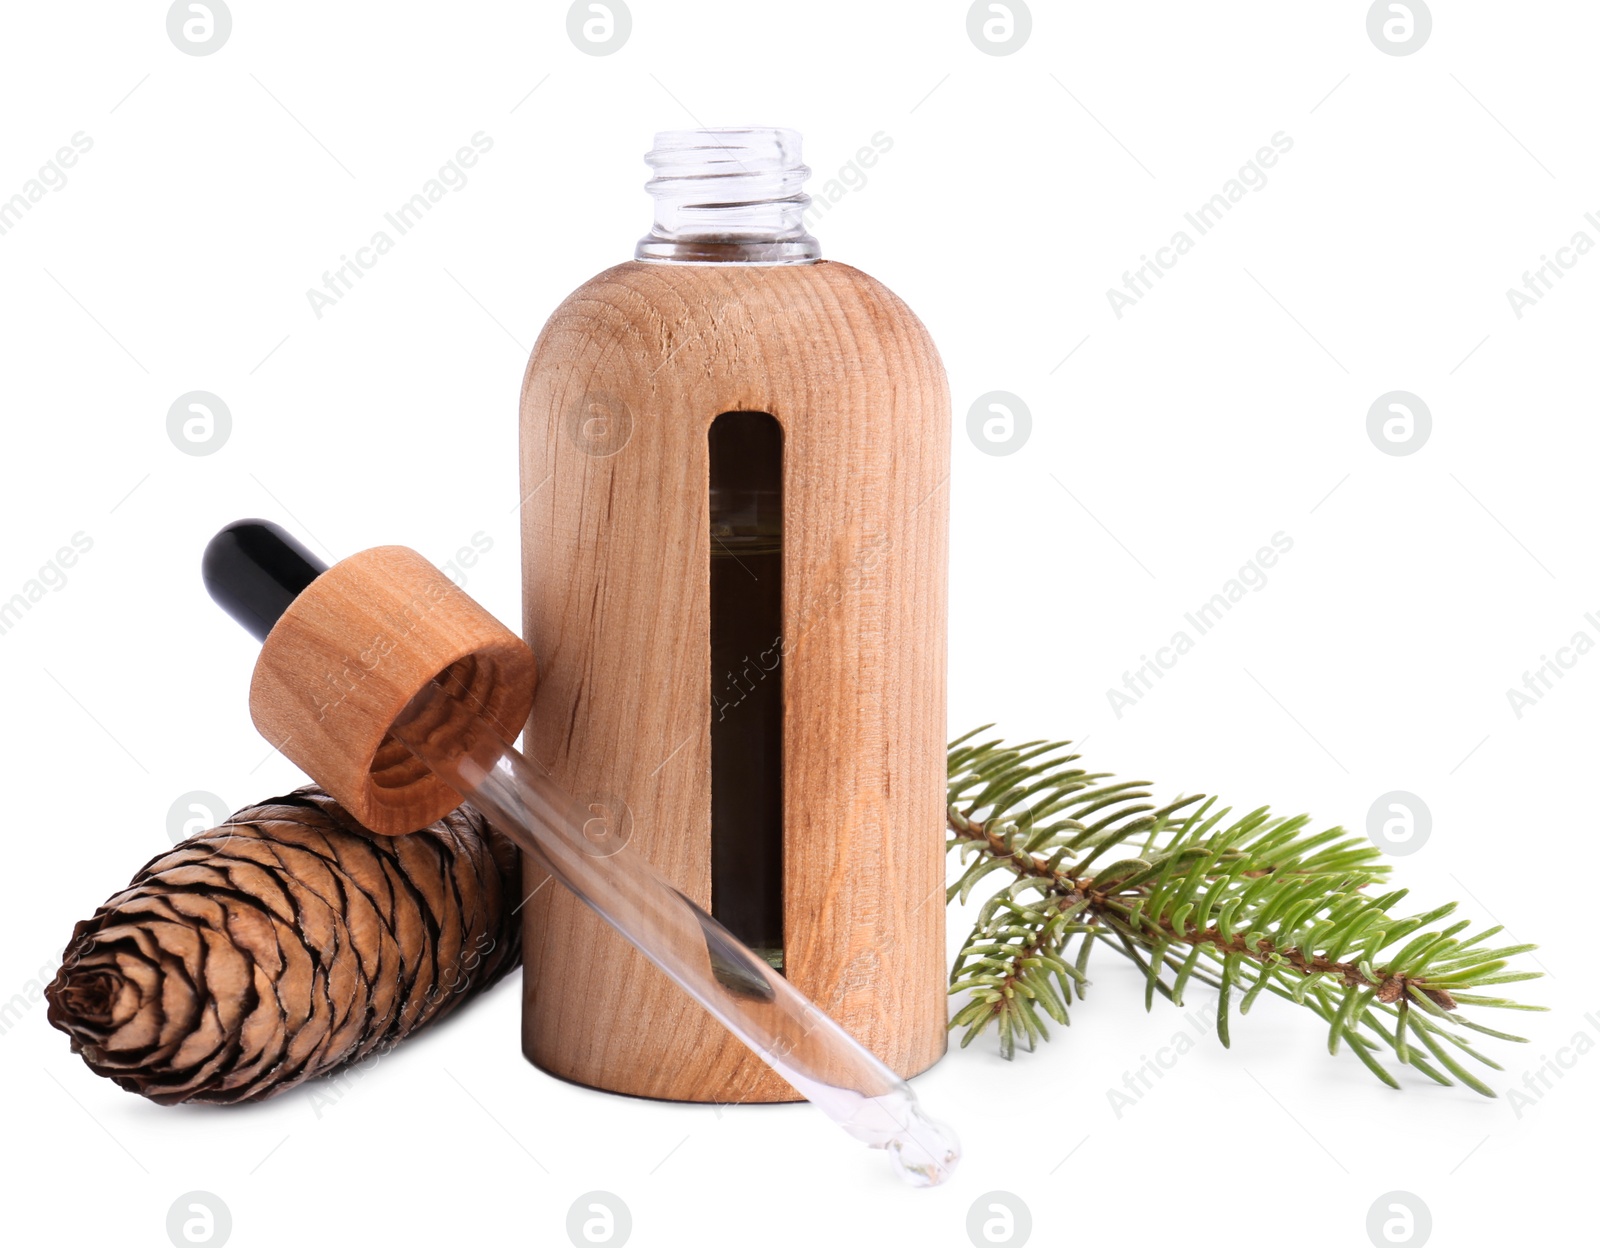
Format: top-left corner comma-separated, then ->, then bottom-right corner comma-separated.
635,128 -> 821,266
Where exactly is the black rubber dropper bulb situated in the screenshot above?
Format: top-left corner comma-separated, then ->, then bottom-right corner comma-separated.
201,519 -> 329,643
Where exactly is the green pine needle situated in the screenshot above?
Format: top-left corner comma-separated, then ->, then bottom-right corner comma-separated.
946,728 -> 1544,1094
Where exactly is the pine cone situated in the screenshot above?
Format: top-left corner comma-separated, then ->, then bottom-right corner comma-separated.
46,786 -> 521,1105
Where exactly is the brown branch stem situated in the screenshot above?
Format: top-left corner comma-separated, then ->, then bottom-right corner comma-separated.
948,813 -> 1457,1013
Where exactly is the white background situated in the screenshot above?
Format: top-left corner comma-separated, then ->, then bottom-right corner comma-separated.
0,2 -> 1592,1245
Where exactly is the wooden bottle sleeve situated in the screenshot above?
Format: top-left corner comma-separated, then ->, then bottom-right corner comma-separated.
519,260 -> 949,1102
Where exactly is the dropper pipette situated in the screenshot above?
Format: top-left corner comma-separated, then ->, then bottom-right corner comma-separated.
203,519 -> 959,1187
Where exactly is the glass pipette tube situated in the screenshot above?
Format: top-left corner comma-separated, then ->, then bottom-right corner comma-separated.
389,674 -> 960,1187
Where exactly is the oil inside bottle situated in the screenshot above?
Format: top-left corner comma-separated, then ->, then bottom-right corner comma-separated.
708,412 -> 784,971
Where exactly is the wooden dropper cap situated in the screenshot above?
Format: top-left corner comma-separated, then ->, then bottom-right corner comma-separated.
203,520 -> 537,836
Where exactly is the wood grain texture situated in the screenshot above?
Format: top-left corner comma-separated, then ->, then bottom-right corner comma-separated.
519,260 -> 950,1101
249,546 -> 537,837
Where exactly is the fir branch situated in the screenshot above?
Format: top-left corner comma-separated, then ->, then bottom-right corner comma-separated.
946,728 -> 1543,1095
